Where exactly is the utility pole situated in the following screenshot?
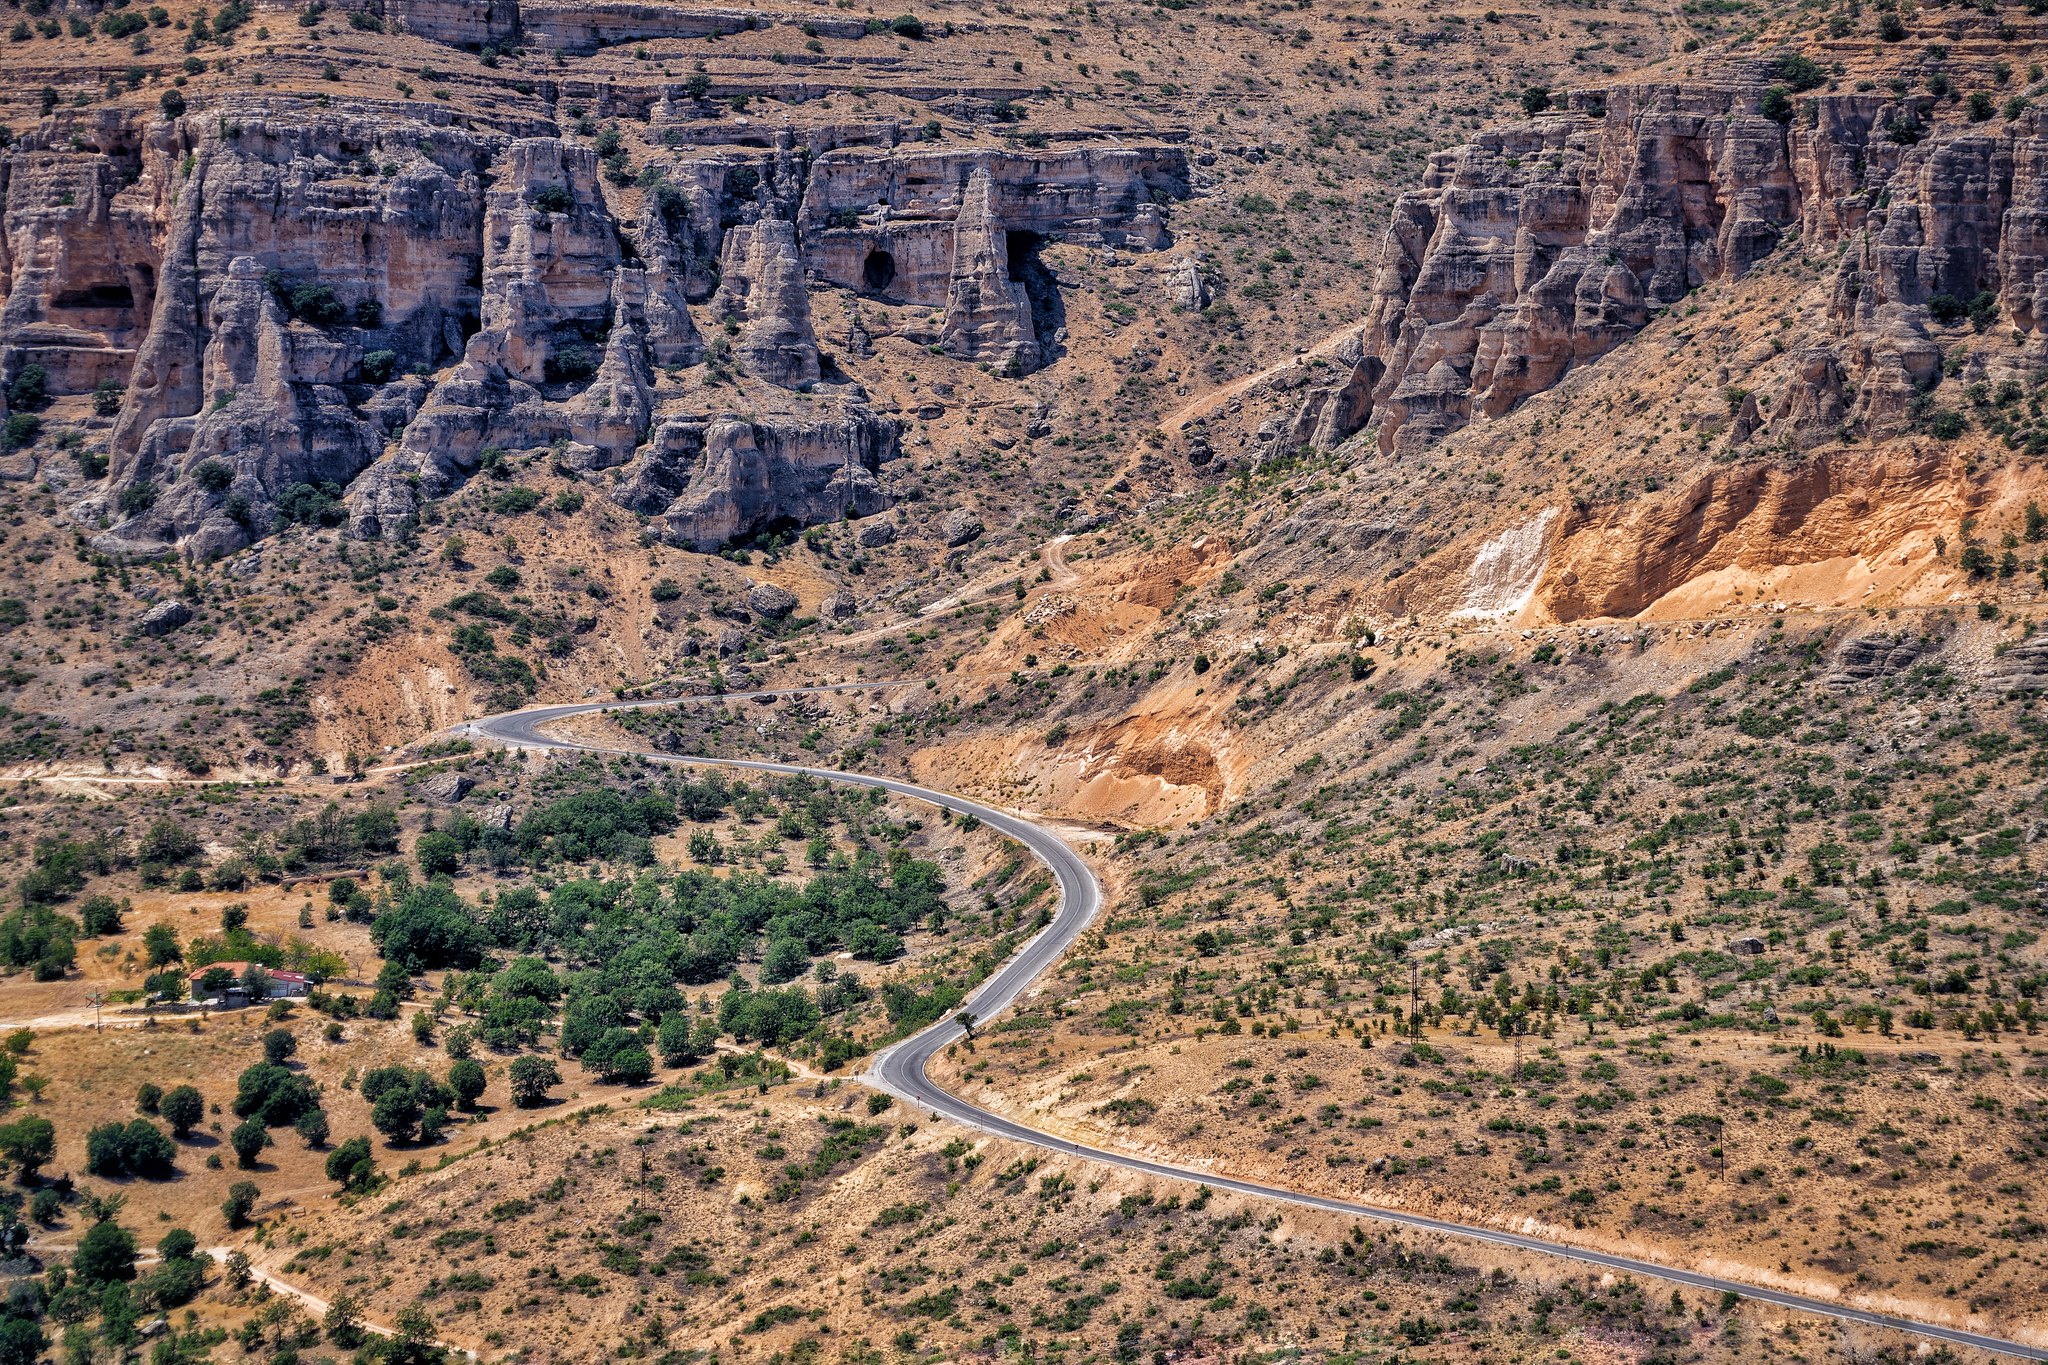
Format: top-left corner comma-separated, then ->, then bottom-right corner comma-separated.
86,989 -> 104,1032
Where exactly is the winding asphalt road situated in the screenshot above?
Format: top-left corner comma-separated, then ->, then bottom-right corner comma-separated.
468,693 -> 2047,1361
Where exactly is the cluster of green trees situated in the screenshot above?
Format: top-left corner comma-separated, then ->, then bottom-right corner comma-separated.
379,847 -> 943,1080
361,1065 -> 456,1145
0,1217 -> 208,1363
83,1120 -> 176,1179
380,851 -> 944,982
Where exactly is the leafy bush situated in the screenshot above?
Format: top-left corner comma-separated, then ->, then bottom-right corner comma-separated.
286,282 -> 346,325
372,882 -> 490,971
1773,52 -> 1825,90
508,1055 -> 560,1107
79,895 -> 123,937
276,480 -> 345,526
232,1061 -> 320,1127
85,1119 -> 177,1178
544,343 -> 598,383
532,183 -> 572,213
5,365 -> 45,411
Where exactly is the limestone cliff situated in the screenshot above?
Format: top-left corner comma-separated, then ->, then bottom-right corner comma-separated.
0,90 -> 1189,557
1289,68 -> 2048,461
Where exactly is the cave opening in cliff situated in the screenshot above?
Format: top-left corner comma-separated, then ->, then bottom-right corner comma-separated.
1005,231 -> 1064,370
862,248 -> 896,294
53,284 -> 136,310
1004,231 -> 1043,283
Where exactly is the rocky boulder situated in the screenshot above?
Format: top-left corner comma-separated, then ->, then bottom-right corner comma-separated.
136,600 -> 192,636
938,508 -> 984,546
747,582 -> 798,619
419,771 -> 474,804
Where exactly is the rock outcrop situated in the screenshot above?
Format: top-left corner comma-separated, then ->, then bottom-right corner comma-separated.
714,218 -> 822,390
103,256 -> 381,558
1825,634 -> 1929,687
937,165 -> 1038,374
1289,77 -> 2048,459
613,407 -> 897,551
0,93 -> 1188,558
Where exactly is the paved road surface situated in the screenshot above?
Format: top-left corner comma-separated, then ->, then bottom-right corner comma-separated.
470,694 -> 2048,1361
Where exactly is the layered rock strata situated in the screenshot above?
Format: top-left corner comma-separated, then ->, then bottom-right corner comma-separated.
0,92 -> 1188,556
1289,77 -> 2048,459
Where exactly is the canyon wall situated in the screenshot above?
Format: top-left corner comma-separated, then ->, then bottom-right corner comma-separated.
1290,63 -> 2048,460
0,85 -> 1187,557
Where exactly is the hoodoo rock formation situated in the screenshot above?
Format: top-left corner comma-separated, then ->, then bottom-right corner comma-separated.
0,60 -> 1188,558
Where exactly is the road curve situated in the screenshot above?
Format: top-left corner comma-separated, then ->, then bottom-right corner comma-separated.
468,694 -> 2047,1362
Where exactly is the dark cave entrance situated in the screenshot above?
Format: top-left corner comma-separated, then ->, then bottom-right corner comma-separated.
862,248 -> 897,294
1003,231 -> 1065,369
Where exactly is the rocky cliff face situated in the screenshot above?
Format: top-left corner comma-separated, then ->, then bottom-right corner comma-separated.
0,84 -> 1189,558
1289,68 -> 2048,461
615,408 -> 897,551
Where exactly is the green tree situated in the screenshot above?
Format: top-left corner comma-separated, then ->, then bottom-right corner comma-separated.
326,1292 -> 368,1348
142,923 -> 182,967
137,818 -> 200,866
508,1055 -> 560,1108
72,1219 -> 138,1284
0,1115 -> 54,1179
159,1085 -> 203,1138
325,1135 -> 376,1193
230,1116 -> 270,1168
262,1028 -> 298,1064
232,1062 -> 318,1126
447,1059 -> 486,1111
221,1180 -> 259,1228
414,831 -> 463,879
761,936 -> 811,984
0,1318 -> 45,1365
657,1013 -> 705,1067
78,895 -> 123,937
388,1303 -> 447,1365
372,882 -> 488,971
370,1088 -> 423,1144
294,1108 -> 330,1147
